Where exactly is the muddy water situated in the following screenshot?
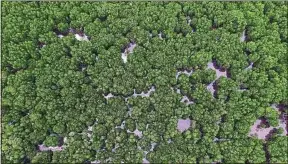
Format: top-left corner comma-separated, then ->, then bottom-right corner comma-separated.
57,34 -> 64,38
38,144 -> 64,152
150,143 -> 157,151
103,86 -> 155,128
240,30 -> 246,42
207,80 -> 216,96
116,121 -> 126,129
248,119 -> 275,140
278,119 -> 287,136
141,143 -> 157,163
134,129 -> 143,138
167,138 -> 172,144
175,61 -> 228,97
213,137 -> 230,142
103,93 -> 114,100
143,158 -> 150,164
206,61 -> 228,96
41,124 -> 95,153
158,33 -> 163,39
75,34 -> 89,41
127,104 -> 133,117
174,70 -> 194,105
180,96 -> 194,105
90,160 -> 101,164
177,119 -> 191,133
175,70 -> 193,80
245,62 -> 253,70
121,53 -> 128,63
121,43 -> 137,63
88,126 -> 93,131
133,86 -> 155,98
249,104 -> 287,140
186,16 -> 191,25
206,62 -> 227,79
271,104 -> 288,135
56,30 -> 90,42
126,86 -> 155,117
271,104 -> 287,136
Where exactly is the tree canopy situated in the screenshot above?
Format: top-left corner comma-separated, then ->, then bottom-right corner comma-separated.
1,1 -> 287,163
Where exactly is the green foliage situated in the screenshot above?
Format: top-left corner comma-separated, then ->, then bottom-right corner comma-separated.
44,136 -> 59,147
31,152 -> 53,164
268,136 -> 288,163
265,107 -> 279,127
1,1 -> 287,163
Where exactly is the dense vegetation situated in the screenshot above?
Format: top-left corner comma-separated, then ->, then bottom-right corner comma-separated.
1,1 -> 287,163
